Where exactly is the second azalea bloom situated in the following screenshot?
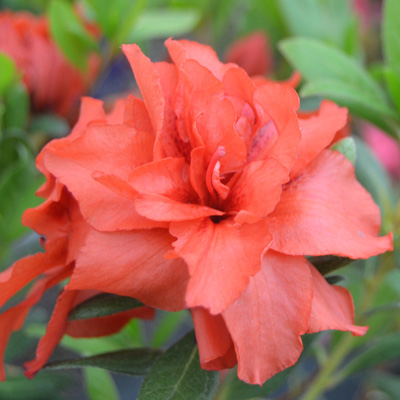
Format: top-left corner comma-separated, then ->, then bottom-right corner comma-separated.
0,39 -> 392,384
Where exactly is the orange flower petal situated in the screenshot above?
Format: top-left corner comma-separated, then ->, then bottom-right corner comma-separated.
268,150 -> 393,258
170,218 -> 272,314
222,251 -> 312,385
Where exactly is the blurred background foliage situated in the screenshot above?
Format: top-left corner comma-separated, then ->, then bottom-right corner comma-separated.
0,0 -> 399,399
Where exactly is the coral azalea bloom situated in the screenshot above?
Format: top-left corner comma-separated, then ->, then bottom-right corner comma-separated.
0,11 -> 98,118
0,39 -> 393,384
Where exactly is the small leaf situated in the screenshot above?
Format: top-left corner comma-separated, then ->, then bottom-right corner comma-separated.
45,349 -> 162,376
67,293 -> 144,321
139,331 -> 219,400
84,368 -> 119,400
48,0 -> 98,71
340,333 -> 400,377
0,53 -> 17,94
331,137 -> 356,164
383,0 -> 400,77
307,255 -> 352,276
325,275 -> 346,285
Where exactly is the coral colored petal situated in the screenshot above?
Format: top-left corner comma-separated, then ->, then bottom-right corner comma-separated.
290,101 -> 348,177
268,150 -> 393,258
24,289 -> 78,378
307,264 -> 368,336
44,125 -> 159,231
227,157 -> 289,216
253,83 -> 301,169
222,251 -> 312,385
192,308 -> 237,370
68,229 -> 189,311
170,218 -> 272,314
123,96 -> 153,132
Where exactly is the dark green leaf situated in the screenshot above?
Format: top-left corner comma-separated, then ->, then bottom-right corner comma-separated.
67,293 -> 144,321
325,275 -> 346,285
4,83 -> 29,130
84,368 -> 119,400
139,331 -> 219,400
383,0 -> 400,77
45,349 -> 162,376
331,137 -> 356,164
364,301 -> 400,317
340,333 -> 400,377
30,114 -> 70,138
373,373 -> 400,400
307,255 -> 352,276
0,53 -> 17,94
48,0 -> 98,71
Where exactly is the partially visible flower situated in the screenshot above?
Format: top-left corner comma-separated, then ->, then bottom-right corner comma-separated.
0,39 -> 393,385
0,98 -> 153,381
0,11 -> 99,118
225,31 -> 272,77
361,122 -> 400,179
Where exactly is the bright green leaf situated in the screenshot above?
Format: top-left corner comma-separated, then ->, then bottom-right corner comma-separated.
68,293 -> 144,321
0,53 -> 17,94
129,9 -> 200,42
139,331 -> 219,400
331,137 -> 356,164
383,0 -> 400,77
383,67 -> 400,114
84,368 -> 120,400
45,349 -> 163,376
48,0 -> 98,71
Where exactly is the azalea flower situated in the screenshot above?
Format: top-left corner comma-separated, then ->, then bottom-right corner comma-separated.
0,98 -> 154,381
0,11 -> 99,118
0,39 -> 392,384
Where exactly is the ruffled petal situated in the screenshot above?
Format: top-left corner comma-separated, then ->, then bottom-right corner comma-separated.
68,228 -> 189,311
307,264 -> 368,336
222,251 -> 312,385
268,150 -> 393,258
192,307 -> 237,370
170,218 -> 272,314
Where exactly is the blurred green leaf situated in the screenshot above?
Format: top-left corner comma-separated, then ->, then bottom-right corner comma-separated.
68,293 -> 144,321
30,114 -> 70,138
325,275 -> 346,285
0,53 -> 17,94
383,67 -> 400,114
307,255 -> 352,276
280,38 -> 400,137
129,9 -> 200,42
48,0 -> 98,71
84,368 -> 120,400
151,310 -> 187,347
331,137 -> 356,164
365,301 -> 400,317
139,331 -> 219,400
383,0 -> 400,78
373,373 -> 400,400
4,83 -> 29,130
45,348 -> 162,376
339,333 -> 400,377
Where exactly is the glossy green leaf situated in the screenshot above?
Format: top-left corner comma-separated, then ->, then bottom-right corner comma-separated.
331,137 -> 356,164
0,53 -> 17,94
129,10 -> 200,42
383,0 -> 400,77
45,349 -> 162,376
4,83 -> 29,130
307,255 -> 352,276
48,0 -> 98,71
84,368 -> 119,400
139,331 -> 219,400
339,333 -> 400,377
68,293 -> 144,321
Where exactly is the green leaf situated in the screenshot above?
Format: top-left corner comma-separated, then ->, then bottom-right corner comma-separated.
331,137 -> 356,164
84,368 -> 119,400
307,255 -> 352,276
0,53 -> 17,94
383,0 -> 400,77
4,83 -> 29,130
48,0 -> 98,71
373,373 -> 400,400
383,67 -> 400,114
45,348 -> 162,376
30,114 -> 70,138
325,275 -> 346,285
151,310 -> 188,347
139,331 -> 219,400
68,293 -> 144,321
129,9 -> 200,42
339,333 -> 400,377
364,301 -> 400,317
